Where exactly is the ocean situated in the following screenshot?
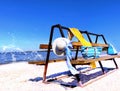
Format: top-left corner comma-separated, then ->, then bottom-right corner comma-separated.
0,49 -> 108,65
0,50 -> 81,64
0,50 -> 68,64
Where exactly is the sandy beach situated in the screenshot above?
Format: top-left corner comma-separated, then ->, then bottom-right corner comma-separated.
0,58 -> 120,91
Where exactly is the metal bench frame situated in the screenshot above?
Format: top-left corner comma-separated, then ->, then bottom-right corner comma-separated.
40,24 -> 119,84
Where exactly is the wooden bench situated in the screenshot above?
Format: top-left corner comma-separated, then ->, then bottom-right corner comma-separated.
37,42 -> 120,68
30,43 -> 120,66
29,42 -> 109,66
28,24 -> 120,86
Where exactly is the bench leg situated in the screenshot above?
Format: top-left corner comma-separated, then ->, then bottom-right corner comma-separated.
74,74 -> 83,87
112,58 -> 118,69
98,61 -> 105,74
72,64 -> 76,68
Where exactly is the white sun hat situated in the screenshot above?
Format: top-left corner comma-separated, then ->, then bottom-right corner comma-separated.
52,37 -> 70,56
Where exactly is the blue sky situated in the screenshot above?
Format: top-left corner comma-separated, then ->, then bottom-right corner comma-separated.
0,0 -> 120,51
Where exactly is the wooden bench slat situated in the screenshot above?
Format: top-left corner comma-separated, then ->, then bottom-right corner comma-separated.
29,59 -> 63,65
28,59 -> 90,65
40,44 -> 52,49
92,43 -> 108,47
40,42 -> 108,49
73,54 -> 120,64
28,54 -> 120,65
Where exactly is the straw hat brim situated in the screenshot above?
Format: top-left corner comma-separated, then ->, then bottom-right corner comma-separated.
52,37 -> 70,56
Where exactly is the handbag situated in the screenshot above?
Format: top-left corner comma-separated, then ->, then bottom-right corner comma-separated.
81,46 -> 102,59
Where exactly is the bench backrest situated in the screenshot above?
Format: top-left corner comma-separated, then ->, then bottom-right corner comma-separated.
40,24 -> 109,59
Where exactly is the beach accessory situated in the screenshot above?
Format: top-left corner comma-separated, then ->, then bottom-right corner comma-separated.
107,44 -> 117,55
52,37 -> 79,75
65,45 -> 79,75
52,37 -> 71,56
69,28 -> 92,47
81,46 -> 102,59
69,28 -> 96,68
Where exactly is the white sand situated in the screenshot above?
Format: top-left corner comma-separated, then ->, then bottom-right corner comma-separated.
0,58 -> 120,91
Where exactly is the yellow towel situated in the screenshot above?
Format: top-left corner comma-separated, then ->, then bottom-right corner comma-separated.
69,28 -> 92,47
69,28 -> 96,68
